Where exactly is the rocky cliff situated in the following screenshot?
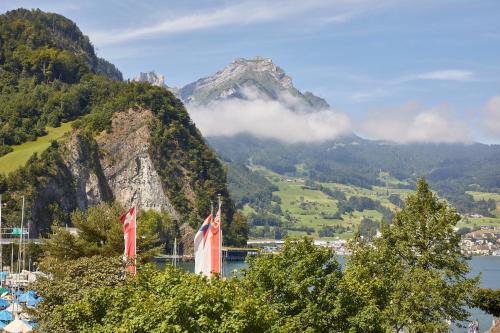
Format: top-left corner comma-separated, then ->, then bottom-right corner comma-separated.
133,71 -> 167,88
24,105 -> 232,241
48,107 -> 181,221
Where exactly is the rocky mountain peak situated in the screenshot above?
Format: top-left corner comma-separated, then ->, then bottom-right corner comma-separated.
178,56 -> 328,110
225,56 -> 293,89
134,71 -> 167,87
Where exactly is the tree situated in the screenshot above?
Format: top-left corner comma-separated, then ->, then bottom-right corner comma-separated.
243,238 -> 348,332
42,202 -> 172,262
358,217 -> 379,240
227,211 -> 249,247
473,288 -> 500,317
342,178 -> 479,332
35,265 -> 276,333
31,256 -> 124,333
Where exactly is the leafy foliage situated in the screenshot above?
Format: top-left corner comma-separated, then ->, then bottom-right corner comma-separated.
36,264 -> 276,333
244,238 -> 348,332
41,202 -> 171,263
358,217 -> 379,240
342,178 -> 479,332
473,288 -> 500,317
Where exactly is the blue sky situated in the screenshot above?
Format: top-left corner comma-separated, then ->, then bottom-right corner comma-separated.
2,0 -> 500,143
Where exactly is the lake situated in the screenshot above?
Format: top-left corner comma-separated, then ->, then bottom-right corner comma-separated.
173,256 -> 500,332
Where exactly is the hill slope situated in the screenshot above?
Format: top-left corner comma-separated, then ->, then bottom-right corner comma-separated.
0,9 -> 245,247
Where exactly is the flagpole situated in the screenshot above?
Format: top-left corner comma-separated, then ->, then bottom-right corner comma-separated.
218,194 -> 223,278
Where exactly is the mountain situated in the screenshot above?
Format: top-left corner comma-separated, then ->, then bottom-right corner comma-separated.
0,9 -> 245,247
178,56 -> 329,110
166,57 -> 500,226
133,70 -> 180,96
134,71 -> 167,87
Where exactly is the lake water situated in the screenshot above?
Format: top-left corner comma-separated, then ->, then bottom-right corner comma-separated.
173,256 -> 500,332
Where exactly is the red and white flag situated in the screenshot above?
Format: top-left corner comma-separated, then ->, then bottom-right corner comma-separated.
120,206 -> 137,275
211,205 -> 222,275
194,203 -> 222,277
194,214 -> 212,276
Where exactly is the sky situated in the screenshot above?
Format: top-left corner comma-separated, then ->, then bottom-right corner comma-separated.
2,0 -> 500,144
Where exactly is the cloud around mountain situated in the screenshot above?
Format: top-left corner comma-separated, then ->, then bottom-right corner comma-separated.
483,96 -> 500,139
190,98 -> 474,144
359,103 -> 472,144
188,87 -> 352,143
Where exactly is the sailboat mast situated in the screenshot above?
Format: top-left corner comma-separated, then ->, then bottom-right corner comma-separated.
17,196 -> 24,274
173,238 -> 177,268
0,194 -> 3,275
10,244 -> 13,274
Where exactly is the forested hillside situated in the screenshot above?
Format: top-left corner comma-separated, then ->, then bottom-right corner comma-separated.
0,9 -> 122,152
0,9 -> 244,246
209,134 -> 500,212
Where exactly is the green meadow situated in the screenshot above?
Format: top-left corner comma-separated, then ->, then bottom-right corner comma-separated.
0,121 -> 73,175
249,166 -> 500,239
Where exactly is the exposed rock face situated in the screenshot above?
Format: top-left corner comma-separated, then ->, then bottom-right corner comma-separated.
133,71 -> 167,87
96,108 -> 179,219
177,56 -> 329,110
133,71 -> 180,97
62,133 -> 112,210
30,107 -> 185,236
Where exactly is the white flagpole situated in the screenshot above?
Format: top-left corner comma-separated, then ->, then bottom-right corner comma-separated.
218,194 -> 223,277
134,205 -> 137,275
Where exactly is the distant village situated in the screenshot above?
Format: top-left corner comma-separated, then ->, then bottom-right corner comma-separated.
250,224 -> 500,257
460,226 -> 500,256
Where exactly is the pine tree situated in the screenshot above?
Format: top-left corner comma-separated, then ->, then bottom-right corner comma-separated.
343,178 -> 479,332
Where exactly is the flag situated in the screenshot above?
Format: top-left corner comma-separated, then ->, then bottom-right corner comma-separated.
211,205 -> 222,275
194,214 -> 212,276
120,206 -> 137,275
194,203 -> 223,277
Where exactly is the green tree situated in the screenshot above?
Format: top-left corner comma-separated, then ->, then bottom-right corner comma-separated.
342,178 -> 479,332
358,217 -> 379,240
243,238 -> 348,332
35,265 -> 276,333
42,202 -> 171,263
473,288 -> 500,317
31,256 -> 124,333
227,211 -> 249,247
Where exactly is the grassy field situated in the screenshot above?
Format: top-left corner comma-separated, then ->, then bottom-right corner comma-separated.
248,166 -> 500,240
0,122 -> 73,175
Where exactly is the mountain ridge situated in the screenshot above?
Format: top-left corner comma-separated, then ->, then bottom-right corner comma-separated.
135,56 -> 330,110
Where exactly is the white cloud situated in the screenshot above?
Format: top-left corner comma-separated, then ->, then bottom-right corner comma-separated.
405,70 -> 474,82
187,88 -> 351,143
90,0 -> 398,45
360,103 -> 471,143
483,96 -> 500,138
